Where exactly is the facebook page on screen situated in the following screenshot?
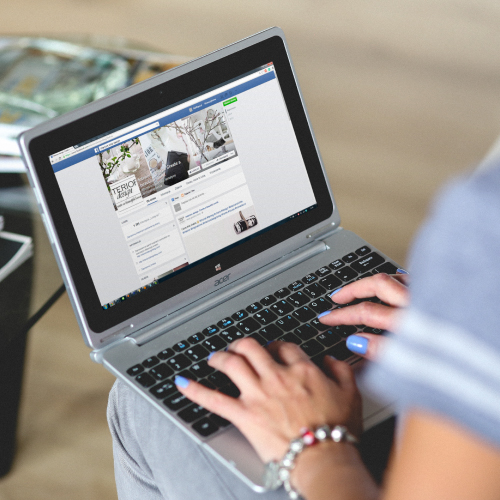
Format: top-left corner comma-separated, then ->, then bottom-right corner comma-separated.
51,64 -> 317,308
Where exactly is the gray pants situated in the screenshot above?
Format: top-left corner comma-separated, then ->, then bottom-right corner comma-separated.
107,380 -> 289,500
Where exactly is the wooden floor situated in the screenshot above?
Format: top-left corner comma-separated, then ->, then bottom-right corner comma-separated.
2,1 -> 500,498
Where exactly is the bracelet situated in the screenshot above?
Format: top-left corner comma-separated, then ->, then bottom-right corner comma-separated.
263,425 -> 358,500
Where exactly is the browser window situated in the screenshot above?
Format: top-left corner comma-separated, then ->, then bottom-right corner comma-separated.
51,64 -> 317,308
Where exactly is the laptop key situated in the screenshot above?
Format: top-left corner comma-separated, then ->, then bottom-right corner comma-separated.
150,363 -> 174,381
278,332 -> 302,345
351,252 -> 385,273
202,335 -> 227,352
136,372 -> 156,388
259,323 -> 283,341
355,246 -> 371,256
246,302 -> 262,313
274,287 -> 291,298
292,306 -> 315,323
190,361 -> 215,378
329,259 -> 345,270
217,318 -> 234,329
157,348 -> 175,360
173,340 -> 190,352
270,300 -> 294,316
218,381 -> 241,398
276,315 -> 300,332
373,262 -> 398,275
317,330 -> 342,347
260,295 -> 277,307
309,298 -> 331,314
300,339 -> 324,357
319,275 -> 343,291
332,325 -> 357,338
188,332 -> 205,344
220,326 -> 245,343
185,344 -> 210,362
231,310 -> 248,321
199,379 -> 216,390
202,325 -> 219,336
178,403 -> 209,423
127,364 -> 144,376
310,318 -> 330,332
315,266 -> 331,277
236,317 -> 260,334
342,253 -> 358,263
192,417 -> 219,437
287,291 -> 309,307
208,371 -> 232,388
288,280 -> 304,291
303,283 -> 326,299
334,267 -> 358,282
210,413 -> 231,427
166,354 -> 191,371
150,380 -> 176,399
302,273 -> 318,284
325,342 -> 354,361
142,356 -> 160,368
250,332 -> 267,345
294,323 -> 318,341
177,369 -> 197,381
163,392 -> 191,411
254,308 -> 278,325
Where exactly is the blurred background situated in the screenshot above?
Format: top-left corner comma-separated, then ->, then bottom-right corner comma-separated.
2,0 -> 500,498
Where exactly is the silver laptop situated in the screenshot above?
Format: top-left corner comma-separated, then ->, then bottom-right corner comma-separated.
19,27 -> 397,492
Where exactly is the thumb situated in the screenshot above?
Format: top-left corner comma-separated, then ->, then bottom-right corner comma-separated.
346,334 -> 387,360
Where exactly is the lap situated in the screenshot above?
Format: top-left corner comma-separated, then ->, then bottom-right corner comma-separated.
107,379 -> 289,500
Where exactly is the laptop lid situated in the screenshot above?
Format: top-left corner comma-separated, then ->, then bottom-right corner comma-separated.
19,27 -> 341,351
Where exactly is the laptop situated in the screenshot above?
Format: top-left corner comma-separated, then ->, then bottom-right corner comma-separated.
19,27 -> 398,492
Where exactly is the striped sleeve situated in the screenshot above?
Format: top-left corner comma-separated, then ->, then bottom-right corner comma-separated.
365,164 -> 500,447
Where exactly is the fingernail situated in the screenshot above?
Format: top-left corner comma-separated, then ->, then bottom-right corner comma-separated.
175,375 -> 190,388
317,311 -> 330,319
346,335 -> 368,355
330,287 -> 343,297
396,268 -> 408,275
207,352 -> 216,361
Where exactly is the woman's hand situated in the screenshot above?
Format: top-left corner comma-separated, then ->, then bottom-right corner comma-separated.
319,273 -> 409,359
175,338 -> 362,464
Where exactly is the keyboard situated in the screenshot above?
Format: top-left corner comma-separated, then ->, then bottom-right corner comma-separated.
126,245 -> 397,438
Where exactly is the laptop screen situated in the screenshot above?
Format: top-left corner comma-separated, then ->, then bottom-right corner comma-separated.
25,33 -> 336,336
49,63 -> 317,310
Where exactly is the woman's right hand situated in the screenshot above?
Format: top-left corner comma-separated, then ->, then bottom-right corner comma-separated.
319,273 -> 409,360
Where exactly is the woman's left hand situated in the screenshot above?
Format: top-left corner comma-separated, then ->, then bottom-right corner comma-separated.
175,338 -> 362,464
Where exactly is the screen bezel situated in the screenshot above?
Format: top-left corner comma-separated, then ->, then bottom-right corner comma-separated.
26,34 -> 334,334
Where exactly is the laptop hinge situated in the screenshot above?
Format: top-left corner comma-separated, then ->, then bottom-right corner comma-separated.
130,239 -> 328,346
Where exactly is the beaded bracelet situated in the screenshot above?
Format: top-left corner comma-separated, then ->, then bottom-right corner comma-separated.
263,425 -> 358,499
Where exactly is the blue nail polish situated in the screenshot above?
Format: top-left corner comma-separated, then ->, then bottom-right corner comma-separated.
175,375 -> 190,388
396,268 -> 408,275
346,335 -> 368,355
330,287 -> 343,297
317,311 -> 330,319
207,352 -> 216,361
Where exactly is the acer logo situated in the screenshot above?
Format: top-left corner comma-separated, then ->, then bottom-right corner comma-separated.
214,273 -> 231,286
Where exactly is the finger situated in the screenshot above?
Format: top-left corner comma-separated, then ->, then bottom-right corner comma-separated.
346,333 -> 387,360
225,337 -> 277,377
267,340 -> 310,366
207,350 -> 260,391
322,356 -> 356,390
329,273 -> 409,307
175,376 -> 241,421
319,301 -> 399,330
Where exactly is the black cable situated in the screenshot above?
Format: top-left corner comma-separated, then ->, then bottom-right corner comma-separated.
21,283 -> 66,334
